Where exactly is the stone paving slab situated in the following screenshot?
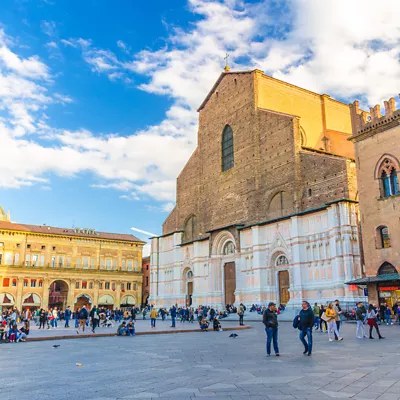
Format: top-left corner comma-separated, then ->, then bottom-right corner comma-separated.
3,322 -> 400,400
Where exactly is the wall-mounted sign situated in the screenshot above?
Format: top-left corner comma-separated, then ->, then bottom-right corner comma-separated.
380,292 -> 391,298
349,284 -> 358,291
380,286 -> 399,291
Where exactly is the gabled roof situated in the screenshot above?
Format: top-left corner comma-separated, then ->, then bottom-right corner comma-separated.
197,70 -> 257,112
0,220 -> 144,243
346,273 -> 400,285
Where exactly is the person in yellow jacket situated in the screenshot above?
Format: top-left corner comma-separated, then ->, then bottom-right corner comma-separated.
325,303 -> 343,342
150,308 -> 158,328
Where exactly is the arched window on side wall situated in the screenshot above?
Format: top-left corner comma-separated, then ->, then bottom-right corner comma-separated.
378,262 -> 397,275
222,125 -> 234,171
376,226 -> 391,249
183,215 -> 197,242
379,158 -> 399,197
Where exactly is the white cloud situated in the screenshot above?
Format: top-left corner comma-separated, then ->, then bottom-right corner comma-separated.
1,0 -> 400,215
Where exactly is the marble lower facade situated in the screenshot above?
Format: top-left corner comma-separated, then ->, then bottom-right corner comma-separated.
149,201 -> 366,310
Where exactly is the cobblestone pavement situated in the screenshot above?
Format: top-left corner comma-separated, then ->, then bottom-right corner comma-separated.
2,322 -> 400,400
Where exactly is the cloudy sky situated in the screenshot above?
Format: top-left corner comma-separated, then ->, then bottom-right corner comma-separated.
1,0 -> 400,250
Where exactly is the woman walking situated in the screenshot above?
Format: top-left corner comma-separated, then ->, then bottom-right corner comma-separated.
325,303 -> 343,342
366,304 -> 385,339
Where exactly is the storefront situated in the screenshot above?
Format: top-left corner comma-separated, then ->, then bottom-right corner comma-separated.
346,263 -> 400,306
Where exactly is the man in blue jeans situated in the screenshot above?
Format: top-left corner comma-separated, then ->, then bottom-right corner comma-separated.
299,301 -> 314,356
170,305 -> 177,328
262,302 -> 280,357
64,306 -> 71,328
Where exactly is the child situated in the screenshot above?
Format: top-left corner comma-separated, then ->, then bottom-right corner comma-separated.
200,318 -> 209,332
8,324 -> 19,342
213,316 -> 221,331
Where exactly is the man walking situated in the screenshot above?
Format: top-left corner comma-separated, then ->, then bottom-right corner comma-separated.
64,306 -> 71,328
150,307 -> 158,328
333,300 -> 342,340
262,302 -> 280,357
356,302 -> 368,339
90,305 -> 100,334
76,305 -> 89,334
170,305 -> 177,328
299,301 -> 314,356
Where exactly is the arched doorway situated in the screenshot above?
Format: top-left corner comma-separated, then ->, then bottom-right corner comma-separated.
98,294 -> 114,310
276,254 -> 290,305
120,295 -> 136,311
22,293 -> 41,312
0,293 -> 15,310
75,294 -> 92,310
183,269 -> 194,306
49,280 -> 69,310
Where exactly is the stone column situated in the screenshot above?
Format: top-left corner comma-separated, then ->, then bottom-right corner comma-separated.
93,280 -> 100,306
42,278 -> 50,309
68,279 -> 75,309
115,280 -> 121,308
15,277 -> 24,310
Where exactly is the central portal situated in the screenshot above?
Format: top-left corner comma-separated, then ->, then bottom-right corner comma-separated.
278,270 -> 290,305
224,262 -> 236,306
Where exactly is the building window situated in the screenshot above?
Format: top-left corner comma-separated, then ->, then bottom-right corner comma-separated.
113,259 -> 117,270
122,259 -> 126,270
146,265 -> 149,271
89,282 -> 93,289
308,188 -> 312,197
76,258 -> 81,268
112,283 -> 115,290
52,246 -> 56,251
145,276 -> 149,286
377,226 -> 391,249
83,257 -> 89,269
39,280 -> 43,287
183,215 -> 197,242
121,283 -> 125,290
51,256 -> 56,267
31,279 -> 36,287
16,243 -> 20,248
12,279 -> 17,287
14,253 -> 20,265
24,280 -> 28,287
25,254 -> 31,266
222,125 -> 234,171
76,281 -> 80,289
32,254 -> 38,267
378,262 -> 397,275
379,158 -> 399,197
67,257 -> 71,268
41,245 -> 45,250
127,260 -> 133,271
100,259 -> 105,269
40,255 -> 45,266
91,258 -> 95,269
106,258 -> 111,270
105,282 -> 110,290
27,244 -> 31,249
133,283 -> 137,290
58,256 -> 64,268
2,278 -> 9,287
82,281 -> 87,289
99,282 -> 103,289
127,283 -> 131,290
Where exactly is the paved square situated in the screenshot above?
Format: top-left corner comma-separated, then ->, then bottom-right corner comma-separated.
2,322 -> 400,400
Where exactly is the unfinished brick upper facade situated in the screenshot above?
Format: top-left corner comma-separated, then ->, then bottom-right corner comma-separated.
163,70 -> 357,241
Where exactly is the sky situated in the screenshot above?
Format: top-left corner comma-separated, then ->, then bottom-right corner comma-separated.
1,0 -> 400,255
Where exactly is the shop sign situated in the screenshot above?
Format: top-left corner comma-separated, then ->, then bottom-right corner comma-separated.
380,286 -> 399,291
380,292 -> 391,298
349,284 -> 358,291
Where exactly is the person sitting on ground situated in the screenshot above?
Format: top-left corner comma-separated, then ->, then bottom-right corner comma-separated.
127,321 -> 135,336
0,320 -> 6,342
20,320 -> 30,337
8,324 -> 19,342
117,321 -> 129,336
213,316 -> 221,331
200,318 -> 209,332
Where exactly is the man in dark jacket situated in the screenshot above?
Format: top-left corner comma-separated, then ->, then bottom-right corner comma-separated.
298,301 -> 314,356
170,305 -> 177,327
76,306 -> 89,334
263,302 -> 280,357
64,306 -> 72,328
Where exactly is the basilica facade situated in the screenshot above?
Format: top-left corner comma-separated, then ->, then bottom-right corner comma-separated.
149,69 -> 365,310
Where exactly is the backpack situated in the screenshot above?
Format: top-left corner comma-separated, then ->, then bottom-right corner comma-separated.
293,315 -> 302,330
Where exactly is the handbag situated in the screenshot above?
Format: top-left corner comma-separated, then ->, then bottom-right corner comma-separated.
320,312 -> 329,322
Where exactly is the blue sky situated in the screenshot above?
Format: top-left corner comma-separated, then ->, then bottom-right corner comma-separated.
0,0 -> 399,253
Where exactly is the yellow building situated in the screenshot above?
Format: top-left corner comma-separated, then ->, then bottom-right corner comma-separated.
0,205 -> 145,312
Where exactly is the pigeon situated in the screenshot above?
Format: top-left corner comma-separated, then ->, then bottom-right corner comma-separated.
53,345 -> 60,348
229,333 -> 238,338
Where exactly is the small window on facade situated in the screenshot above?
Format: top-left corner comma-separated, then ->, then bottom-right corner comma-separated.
27,244 -> 31,249
105,282 -> 110,290
89,282 -> 93,289
145,277 -> 149,286
76,258 -> 81,268
52,246 -> 56,251
39,280 -> 43,287
146,265 -> 149,271
127,283 -> 131,290
76,281 -> 80,289
127,260 -> 133,271
378,226 -> 391,249
3,278 -> 9,287
16,243 -> 20,248
122,259 -> 126,270
222,125 -> 234,172
276,255 -> 289,266
308,188 -> 312,197
24,280 -> 28,287
99,282 -> 103,289
51,256 -> 56,267
121,283 -> 125,290
12,279 -> 17,287
112,283 -> 115,290
82,281 -> 87,289
379,158 -> 399,197
41,245 -> 45,250
133,283 -> 137,290
31,279 -> 36,287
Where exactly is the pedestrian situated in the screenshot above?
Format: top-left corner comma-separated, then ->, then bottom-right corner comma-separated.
333,300 -> 342,340
366,304 -> 384,339
127,320 -> 135,336
64,306 -> 71,328
312,302 -> 320,330
238,303 -> 245,326
299,301 -> 314,356
355,302 -> 368,339
38,308 -> 46,330
319,305 -> 327,332
262,302 -> 280,357
170,305 -> 177,328
385,307 -> 393,325
326,303 -> 343,342
150,307 -> 158,328
90,305 -> 100,334
76,305 -> 89,334
142,308 -> 147,320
